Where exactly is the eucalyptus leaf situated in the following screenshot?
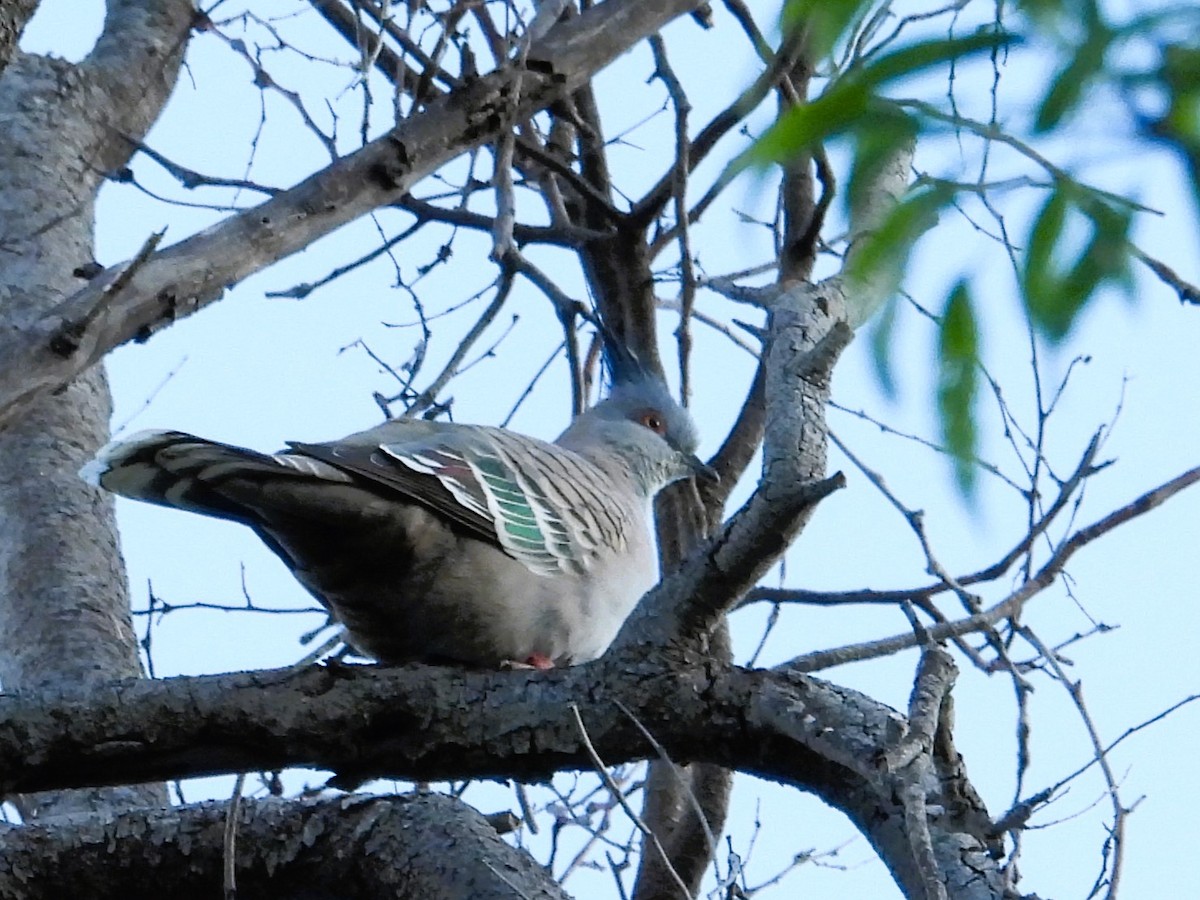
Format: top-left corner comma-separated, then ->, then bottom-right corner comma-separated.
937,282 -> 979,496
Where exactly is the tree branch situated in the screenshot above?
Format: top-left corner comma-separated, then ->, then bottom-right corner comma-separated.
0,0 -> 709,432
0,0 -> 38,75
0,651 -> 1025,899
0,0 -> 195,819
0,792 -> 570,900
783,462 -> 1200,672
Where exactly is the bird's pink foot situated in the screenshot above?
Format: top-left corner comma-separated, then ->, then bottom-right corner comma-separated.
502,653 -> 556,670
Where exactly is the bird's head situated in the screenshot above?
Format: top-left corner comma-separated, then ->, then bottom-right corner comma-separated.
558,371 -> 716,494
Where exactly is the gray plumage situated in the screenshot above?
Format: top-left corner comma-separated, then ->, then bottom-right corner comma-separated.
81,375 -> 711,668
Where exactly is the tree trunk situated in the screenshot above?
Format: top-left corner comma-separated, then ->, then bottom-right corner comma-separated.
0,0 -> 195,817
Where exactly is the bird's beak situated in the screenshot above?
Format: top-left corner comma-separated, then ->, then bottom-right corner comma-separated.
689,455 -> 720,483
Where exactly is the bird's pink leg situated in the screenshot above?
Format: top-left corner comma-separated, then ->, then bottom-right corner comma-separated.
500,653 -> 557,671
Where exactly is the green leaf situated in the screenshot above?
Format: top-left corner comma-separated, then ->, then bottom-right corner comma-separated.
868,295 -> 899,400
938,282 -> 979,496
780,0 -> 874,61
1162,44 -> 1200,112
746,31 -> 1014,169
847,107 -> 919,212
1035,17 -> 1111,131
1161,47 -> 1200,150
1023,187 -> 1134,342
1022,187 -> 1069,337
1158,43 -> 1200,217
1019,0 -> 1070,25
1066,197 -> 1134,303
846,182 -> 955,304
746,82 -> 871,167
856,30 -> 1016,87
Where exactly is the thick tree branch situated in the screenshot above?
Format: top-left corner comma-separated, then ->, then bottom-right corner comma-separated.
0,0 -> 708,432
0,653 -> 1022,899
84,1 -> 198,169
0,0 -> 195,818
0,792 -> 570,900
648,134 -> 913,642
0,1 -> 38,75
0,658 -> 806,796
625,288 -> 852,646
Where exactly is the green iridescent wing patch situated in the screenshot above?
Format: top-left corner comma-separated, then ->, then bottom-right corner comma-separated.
382,434 -> 592,577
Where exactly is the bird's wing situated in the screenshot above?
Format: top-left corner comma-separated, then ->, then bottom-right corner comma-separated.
288,426 -> 629,577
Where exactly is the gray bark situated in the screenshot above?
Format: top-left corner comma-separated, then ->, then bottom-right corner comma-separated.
0,654 -> 1025,900
0,3 -> 1047,898
0,0 -> 710,431
0,792 -> 570,900
0,1 -> 39,73
0,0 -> 195,816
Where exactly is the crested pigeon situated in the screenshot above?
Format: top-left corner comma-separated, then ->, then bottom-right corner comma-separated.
81,370 -> 712,668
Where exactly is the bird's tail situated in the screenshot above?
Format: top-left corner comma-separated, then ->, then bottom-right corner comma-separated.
80,429 -> 311,523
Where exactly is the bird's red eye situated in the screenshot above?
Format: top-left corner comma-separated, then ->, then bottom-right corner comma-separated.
637,410 -> 667,435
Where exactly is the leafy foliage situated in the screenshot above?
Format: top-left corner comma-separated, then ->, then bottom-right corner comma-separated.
746,32 -> 1012,169
1022,184 -> 1133,342
845,180 -> 954,317
937,282 -> 979,495
1157,42 -> 1200,215
867,296 -> 899,401
1033,2 -> 1111,132
747,0 -> 1197,496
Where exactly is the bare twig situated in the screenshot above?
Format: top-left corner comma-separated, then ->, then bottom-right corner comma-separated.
569,704 -> 691,900
743,430 -> 1107,613
1133,246 -> 1200,305
405,271 -> 513,417
784,464 -> 1200,672
1017,625 -> 1127,900
613,700 -> 717,858
223,773 -> 246,900
396,193 -> 606,246
648,35 -> 696,404
637,16 -> 809,234
51,230 -> 165,356
130,139 -> 279,195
